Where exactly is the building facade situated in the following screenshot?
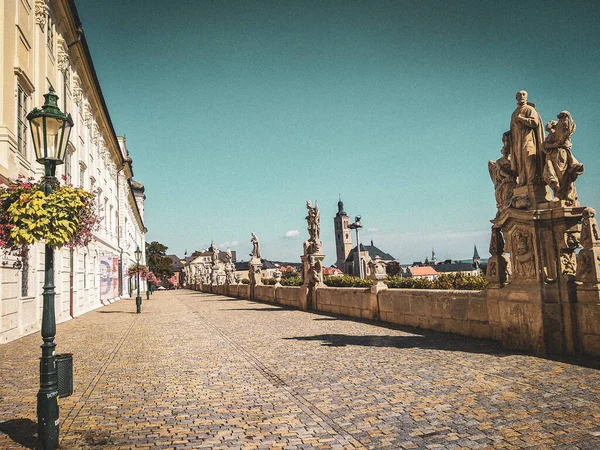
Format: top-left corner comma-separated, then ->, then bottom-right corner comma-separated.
0,0 -> 146,343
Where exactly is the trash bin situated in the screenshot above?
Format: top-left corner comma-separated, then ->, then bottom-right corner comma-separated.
56,353 -> 73,398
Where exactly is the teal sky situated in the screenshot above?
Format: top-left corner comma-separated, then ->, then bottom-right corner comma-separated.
75,0 -> 600,264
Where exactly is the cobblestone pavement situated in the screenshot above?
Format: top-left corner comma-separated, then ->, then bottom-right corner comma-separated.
1,290 -> 600,449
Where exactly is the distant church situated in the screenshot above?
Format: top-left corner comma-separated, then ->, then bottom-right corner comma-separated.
334,197 -> 396,276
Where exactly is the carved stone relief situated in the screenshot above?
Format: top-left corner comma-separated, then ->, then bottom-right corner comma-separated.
512,229 -> 536,278
35,0 -> 49,27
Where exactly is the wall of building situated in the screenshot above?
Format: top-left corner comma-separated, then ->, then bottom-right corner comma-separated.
0,0 -> 146,344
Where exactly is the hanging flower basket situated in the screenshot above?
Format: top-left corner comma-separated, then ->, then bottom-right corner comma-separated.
128,263 -> 148,280
0,175 -> 100,253
146,271 -> 159,285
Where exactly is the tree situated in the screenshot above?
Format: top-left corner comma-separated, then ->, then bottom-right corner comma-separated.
145,241 -> 174,282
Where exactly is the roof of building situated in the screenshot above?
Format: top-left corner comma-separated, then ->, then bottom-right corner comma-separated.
433,262 -> 478,273
345,241 -> 395,262
323,267 -> 343,275
408,266 -> 439,277
473,244 -> 480,259
166,255 -> 183,271
234,259 -> 278,270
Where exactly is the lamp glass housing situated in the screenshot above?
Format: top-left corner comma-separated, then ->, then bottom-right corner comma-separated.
26,87 -> 73,165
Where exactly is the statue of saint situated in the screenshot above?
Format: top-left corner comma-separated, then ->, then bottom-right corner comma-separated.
510,90 -> 545,186
306,201 -> 320,243
542,111 -> 584,205
225,246 -> 233,264
304,200 -> 322,254
250,232 -> 261,259
489,131 -> 517,212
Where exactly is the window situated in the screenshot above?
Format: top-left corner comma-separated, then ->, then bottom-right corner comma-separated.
17,86 -> 28,156
79,162 -> 86,188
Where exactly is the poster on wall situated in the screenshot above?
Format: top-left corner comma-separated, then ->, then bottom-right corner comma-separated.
100,257 -> 119,301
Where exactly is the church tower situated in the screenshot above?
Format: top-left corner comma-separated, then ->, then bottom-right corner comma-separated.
334,196 -> 353,269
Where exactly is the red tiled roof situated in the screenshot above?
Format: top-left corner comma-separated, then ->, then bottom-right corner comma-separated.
409,266 -> 439,276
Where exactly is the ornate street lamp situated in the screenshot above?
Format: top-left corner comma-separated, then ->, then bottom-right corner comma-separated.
135,245 -> 142,313
349,216 -> 364,279
27,86 -> 73,450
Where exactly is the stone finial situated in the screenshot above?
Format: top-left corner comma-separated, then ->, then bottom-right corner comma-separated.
273,269 -> 282,286
368,256 -> 388,293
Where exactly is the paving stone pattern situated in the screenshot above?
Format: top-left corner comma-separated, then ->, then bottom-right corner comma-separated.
1,290 -> 599,449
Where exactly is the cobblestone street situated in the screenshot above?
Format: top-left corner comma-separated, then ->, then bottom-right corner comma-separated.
1,290 -> 599,449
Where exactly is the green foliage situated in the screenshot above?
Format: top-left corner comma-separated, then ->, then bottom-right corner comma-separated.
0,176 -> 98,251
281,276 -> 303,286
252,276 -> 303,286
385,273 -> 489,291
241,278 -> 250,285
324,275 -> 372,288
282,269 -> 299,279
145,241 -> 174,281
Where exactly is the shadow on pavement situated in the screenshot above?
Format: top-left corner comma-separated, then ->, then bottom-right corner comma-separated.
313,318 -> 337,321
0,418 -> 36,449
222,307 -> 289,312
284,332 -> 600,368
96,310 -> 137,314
284,332 -> 507,355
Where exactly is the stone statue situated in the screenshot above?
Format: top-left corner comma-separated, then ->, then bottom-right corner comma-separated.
250,232 -> 261,260
225,246 -> 233,264
489,131 -> 517,212
304,200 -> 322,255
211,243 -> 219,263
542,111 -> 584,206
510,90 -> 545,187
308,255 -> 322,285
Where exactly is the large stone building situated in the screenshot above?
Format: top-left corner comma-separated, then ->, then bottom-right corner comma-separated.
0,0 -> 146,343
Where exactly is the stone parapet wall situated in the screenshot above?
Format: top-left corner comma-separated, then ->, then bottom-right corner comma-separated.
254,285 -> 276,303
238,284 -> 250,299
275,286 -> 305,309
188,280 -> 598,357
316,287 -> 376,320
379,289 -> 490,339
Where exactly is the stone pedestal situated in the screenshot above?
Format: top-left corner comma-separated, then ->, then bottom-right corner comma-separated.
248,258 -> 262,300
575,208 -> 600,356
301,254 -> 325,310
492,203 -> 585,355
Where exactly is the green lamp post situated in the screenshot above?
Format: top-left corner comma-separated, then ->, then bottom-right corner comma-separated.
27,86 -> 74,450
135,245 -> 142,313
